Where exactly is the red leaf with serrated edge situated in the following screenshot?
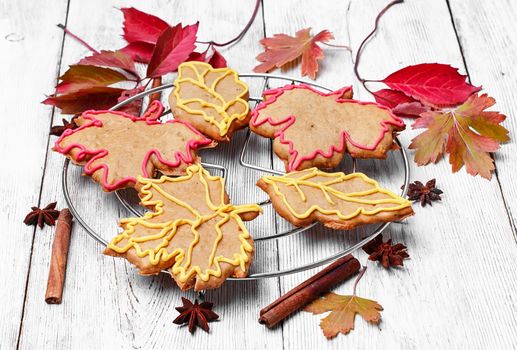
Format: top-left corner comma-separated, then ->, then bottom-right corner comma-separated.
43,87 -> 125,114
382,63 -> 481,107
56,65 -> 128,94
121,7 -> 169,44
120,42 -> 155,63
207,49 -> 227,68
409,93 -> 509,179
186,51 -> 207,63
374,89 -> 429,118
79,50 -> 138,77
147,22 -> 198,78
254,28 -> 334,79
117,87 -> 145,115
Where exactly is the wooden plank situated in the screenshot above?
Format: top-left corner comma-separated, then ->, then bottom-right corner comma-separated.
262,0 -> 517,348
0,1 -> 69,349
447,0 -> 517,236
17,1 -> 283,349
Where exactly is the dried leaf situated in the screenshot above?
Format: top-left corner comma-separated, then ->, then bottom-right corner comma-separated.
79,50 -> 138,77
381,63 -> 481,107
254,28 -> 333,79
409,93 -> 509,179
305,292 -> 383,339
373,89 -> 430,118
56,65 -> 128,94
121,7 -> 169,44
120,41 -> 155,63
147,22 -> 198,78
43,87 -> 125,114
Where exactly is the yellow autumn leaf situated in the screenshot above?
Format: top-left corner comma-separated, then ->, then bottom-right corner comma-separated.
104,164 -> 261,291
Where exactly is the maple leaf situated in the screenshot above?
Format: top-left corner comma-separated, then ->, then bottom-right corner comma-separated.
409,93 -> 509,179
43,87 -> 125,114
147,22 -> 198,78
104,164 -> 261,290
250,84 -> 404,171
120,41 -> 155,63
254,28 -> 334,79
257,168 -> 413,230
121,7 -> 169,44
305,292 -> 383,339
79,50 -> 138,78
55,65 -> 128,94
373,89 -> 430,118
53,101 -> 212,191
381,63 -> 481,107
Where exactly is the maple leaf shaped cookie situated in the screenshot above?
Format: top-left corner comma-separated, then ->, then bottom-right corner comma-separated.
104,164 -> 262,291
257,168 -> 413,230
168,61 -> 250,141
53,101 -> 212,192
250,84 -> 405,171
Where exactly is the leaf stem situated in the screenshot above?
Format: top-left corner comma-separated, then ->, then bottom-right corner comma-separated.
353,0 -> 403,92
57,24 -> 99,54
196,0 -> 261,47
321,42 -> 352,51
352,266 -> 367,296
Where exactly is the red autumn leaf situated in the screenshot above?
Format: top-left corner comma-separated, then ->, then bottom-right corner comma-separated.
254,28 -> 334,79
79,50 -> 138,77
409,93 -> 509,179
120,41 -> 155,63
147,22 -> 198,78
207,48 -> 227,68
374,89 -> 430,118
56,65 -> 128,94
116,87 -> 145,115
186,51 -> 207,63
381,63 -> 481,107
121,7 -> 169,44
43,87 -> 125,114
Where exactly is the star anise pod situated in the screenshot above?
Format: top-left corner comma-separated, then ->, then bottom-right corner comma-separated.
50,117 -> 78,136
173,297 -> 219,333
23,202 -> 60,229
362,234 -> 409,268
403,178 -> 443,207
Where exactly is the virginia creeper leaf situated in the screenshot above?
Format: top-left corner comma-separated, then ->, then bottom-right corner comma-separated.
382,63 -> 481,107
56,65 -> 128,94
121,7 -> 169,44
116,86 -> 145,115
373,88 -> 430,118
147,22 -> 199,78
43,87 -> 125,114
120,41 -> 155,63
207,48 -> 227,68
305,292 -> 383,339
253,28 -> 334,79
79,50 -> 138,77
409,93 -> 509,179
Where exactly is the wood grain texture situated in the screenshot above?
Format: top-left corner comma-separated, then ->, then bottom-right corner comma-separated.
17,1 -> 282,349
262,0 -> 517,349
0,0 -> 68,349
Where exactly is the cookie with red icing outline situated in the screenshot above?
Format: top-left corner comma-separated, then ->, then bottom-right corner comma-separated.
250,84 -> 405,172
53,101 -> 213,192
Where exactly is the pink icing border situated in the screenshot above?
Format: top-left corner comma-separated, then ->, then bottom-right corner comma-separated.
54,100 -> 212,191
250,83 -> 405,171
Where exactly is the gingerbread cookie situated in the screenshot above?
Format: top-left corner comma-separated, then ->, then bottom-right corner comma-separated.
257,168 -> 413,230
250,84 -> 405,172
53,101 -> 213,192
104,164 -> 262,291
169,61 -> 250,141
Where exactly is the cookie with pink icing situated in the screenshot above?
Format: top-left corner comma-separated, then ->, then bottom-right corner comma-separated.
53,101 -> 213,192
249,84 -> 405,172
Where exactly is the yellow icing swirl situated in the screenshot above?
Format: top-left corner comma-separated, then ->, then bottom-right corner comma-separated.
260,167 -> 412,220
107,164 -> 261,283
172,61 -> 249,137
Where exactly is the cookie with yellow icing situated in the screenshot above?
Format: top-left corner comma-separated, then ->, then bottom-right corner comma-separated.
257,168 -> 413,230
104,164 -> 261,291
169,61 -> 250,141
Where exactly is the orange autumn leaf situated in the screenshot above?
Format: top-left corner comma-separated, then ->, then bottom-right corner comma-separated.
409,93 -> 509,179
305,292 -> 383,339
253,28 -> 334,79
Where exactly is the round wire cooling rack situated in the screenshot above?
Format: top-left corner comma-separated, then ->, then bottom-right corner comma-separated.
62,72 -> 410,280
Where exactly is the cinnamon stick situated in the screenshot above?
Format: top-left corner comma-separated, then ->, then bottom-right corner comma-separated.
45,208 -> 73,304
259,254 -> 360,328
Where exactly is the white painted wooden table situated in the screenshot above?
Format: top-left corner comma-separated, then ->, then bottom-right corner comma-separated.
2,0 -> 517,349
